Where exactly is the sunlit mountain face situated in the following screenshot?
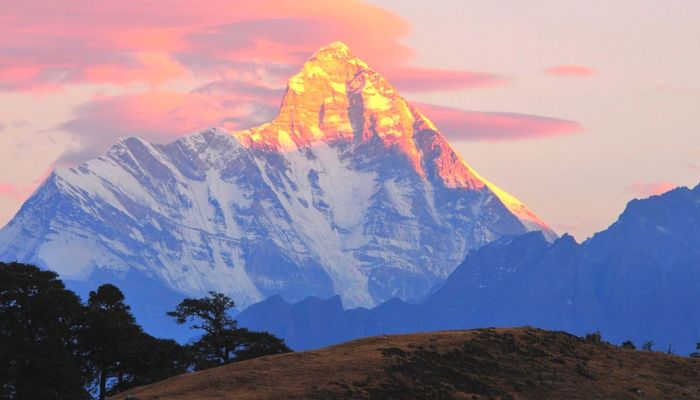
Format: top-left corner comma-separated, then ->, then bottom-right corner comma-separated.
0,42 -> 555,311
237,42 -> 552,230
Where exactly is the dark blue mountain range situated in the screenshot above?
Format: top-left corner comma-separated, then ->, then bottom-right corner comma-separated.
239,183 -> 700,354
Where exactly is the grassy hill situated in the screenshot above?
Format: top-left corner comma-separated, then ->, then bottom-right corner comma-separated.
112,327 -> 700,400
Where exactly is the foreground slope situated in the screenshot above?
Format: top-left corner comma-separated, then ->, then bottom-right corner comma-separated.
0,42 -> 553,310
112,328 -> 700,400
239,183 -> 700,353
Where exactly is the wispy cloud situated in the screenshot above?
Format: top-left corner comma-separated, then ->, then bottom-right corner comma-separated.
0,0 -> 414,91
414,103 -> 581,141
3,0 -> 584,172
623,181 -> 676,197
383,67 -> 507,93
543,65 -> 597,77
0,168 -> 52,200
0,183 -> 33,200
57,81 -> 281,163
0,0 -> 511,96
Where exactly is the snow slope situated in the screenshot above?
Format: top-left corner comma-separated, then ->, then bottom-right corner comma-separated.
0,42 -> 555,308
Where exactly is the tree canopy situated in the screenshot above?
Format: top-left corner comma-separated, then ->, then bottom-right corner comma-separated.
0,262 -> 291,399
0,262 -> 89,399
168,292 -> 291,369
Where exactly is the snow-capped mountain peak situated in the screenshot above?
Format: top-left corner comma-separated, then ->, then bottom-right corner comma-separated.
234,41 -> 413,148
233,42 -> 551,234
0,42 -> 555,309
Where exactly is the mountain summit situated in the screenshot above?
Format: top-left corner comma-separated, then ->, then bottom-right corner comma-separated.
240,42 -> 551,233
0,42 -> 555,309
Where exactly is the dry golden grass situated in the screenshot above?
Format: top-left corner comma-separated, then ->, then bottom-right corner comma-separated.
112,327 -> 700,400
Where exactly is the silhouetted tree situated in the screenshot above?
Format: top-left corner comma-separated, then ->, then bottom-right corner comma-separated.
0,263 -> 191,400
233,328 -> 292,362
621,340 -> 636,350
0,262 -> 89,399
107,333 -> 190,394
584,331 -> 602,344
168,292 -> 291,370
82,285 -> 190,398
82,284 -> 143,400
132,335 -> 190,384
168,292 -> 236,337
642,340 -> 654,351
168,292 -> 238,365
690,342 -> 700,358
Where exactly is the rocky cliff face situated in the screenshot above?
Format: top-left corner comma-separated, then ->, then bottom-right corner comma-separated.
0,42 -> 554,308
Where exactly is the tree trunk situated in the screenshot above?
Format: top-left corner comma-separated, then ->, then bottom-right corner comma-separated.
99,369 -> 107,400
223,345 -> 230,364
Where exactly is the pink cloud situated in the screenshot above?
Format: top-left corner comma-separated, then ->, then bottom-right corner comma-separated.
57,81 -> 581,164
31,168 -> 54,185
544,65 -> 597,77
0,0 -> 506,95
0,183 -> 33,200
382,67 -> 506,93
414,103 -> 581,141
0,0 -> 414,91
0,166 -> 53,200
1,0 -> 543,169
623,181 -> 677,197
192,80 -> 284,104
58,81 -> 281,163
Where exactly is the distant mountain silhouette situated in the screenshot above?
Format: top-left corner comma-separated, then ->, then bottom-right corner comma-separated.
239,183 -> 700,353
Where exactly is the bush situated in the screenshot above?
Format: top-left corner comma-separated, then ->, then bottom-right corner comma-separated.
621,340 -> 636,350
584,331 -> 602,344
690,342 -> 700,358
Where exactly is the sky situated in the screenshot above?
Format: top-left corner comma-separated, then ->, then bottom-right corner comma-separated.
0,0 -> 698,240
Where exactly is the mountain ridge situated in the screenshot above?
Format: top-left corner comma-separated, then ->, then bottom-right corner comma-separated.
238,182 -> 700,353
0,41 -> 554,312
234,41 -> 553,234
